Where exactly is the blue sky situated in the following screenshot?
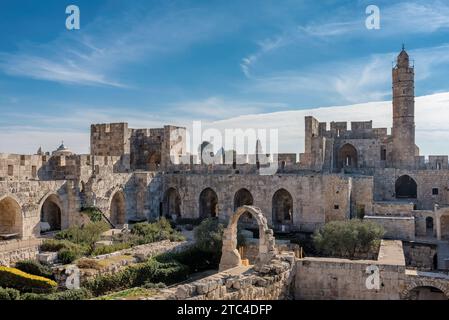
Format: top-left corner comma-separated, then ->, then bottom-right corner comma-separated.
1,0 -> 449,154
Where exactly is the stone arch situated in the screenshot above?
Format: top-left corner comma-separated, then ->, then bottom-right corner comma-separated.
110,190 -> 126,226
219,206 -> 277,271
199,188 -> 218,219
338,143 -> 358,169
234,188 -> 254,224
401,279 -> 449,300
395,175 -> 417,199
0,196 -> 23,238
272,188 -> 293,231
163,187 -> 181,219
39,194 -> 62,233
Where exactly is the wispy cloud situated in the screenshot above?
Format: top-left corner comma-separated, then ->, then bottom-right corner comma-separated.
0,7 -> 230,87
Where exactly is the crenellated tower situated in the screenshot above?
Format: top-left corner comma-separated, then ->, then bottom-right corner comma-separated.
392,46 -> 416,168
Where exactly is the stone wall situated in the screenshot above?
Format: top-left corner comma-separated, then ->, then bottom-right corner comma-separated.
0,239 -> 41,266
295,240 -> 407,300
402,241 -> 437,271
364,215 -> 415,240
150,252 -> 296,300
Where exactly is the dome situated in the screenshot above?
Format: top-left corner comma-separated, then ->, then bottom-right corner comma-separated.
52,142 -> 73,156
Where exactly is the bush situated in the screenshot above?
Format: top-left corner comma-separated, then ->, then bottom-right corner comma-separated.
175,218 -> 203,226
21,288 -> 92,300
15,260 -> 54,280
81,207 -> 104,222
0,266 -> 57,293
130,218 -> 185,244
0,287 -> 21,300
156,246 -> 220,273
90,242 -> 132,256
83,258 -> 189,296
40,239 -> 74,252
313,219 -> 385,259
194,218 -> 224,254
55,221 -> 110,247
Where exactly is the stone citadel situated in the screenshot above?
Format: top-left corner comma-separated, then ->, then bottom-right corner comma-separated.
1,48 -> 449,299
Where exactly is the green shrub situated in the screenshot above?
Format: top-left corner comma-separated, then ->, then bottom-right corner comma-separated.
175,218 -> 203,226
15,260 -> 54,280
55,221 -> 109,246
193,218 -> 224,254
0,287 -> 21,300
313,219 -> 385,259
40,239 -> 74,252
83,258 -> 189,296
90,242 -> 132,256
130,218 -> 184,244
81,207 -> 104,222
21,288 -> 92,300
156,246 -> 220,273
0,266 -> 57,293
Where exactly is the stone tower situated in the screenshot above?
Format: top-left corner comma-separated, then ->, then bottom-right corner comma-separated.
392,47 -> 416,168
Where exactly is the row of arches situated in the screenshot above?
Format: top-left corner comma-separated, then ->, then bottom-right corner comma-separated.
0,194 -> 63,239
161,187 -> 294,228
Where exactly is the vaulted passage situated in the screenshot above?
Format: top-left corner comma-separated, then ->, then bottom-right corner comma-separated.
0,197 -> 22,238
395,175 -> 417,199
407,286 -> 447,300
163,188 -> 181,219
338,143 -> 358,169
272,189 -> 293,230
199,188 -> 218,219
40,194 -> 62,233
234,188 -> 254,225
110,191 -> 126,226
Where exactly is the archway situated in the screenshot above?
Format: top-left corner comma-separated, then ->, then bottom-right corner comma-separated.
219,206 -> 277,271
405,286 -> 448,300
234,188 -> 254,225
395,175 -> 417,199
338,144 -> 358,169
163,188 -> 181,220
0,196 -> 22,238
199,188 -> 218,219
110,191 -> 126,226
272,189 -> 293,231
426,217 -> 434,237
40,194 -> 62,233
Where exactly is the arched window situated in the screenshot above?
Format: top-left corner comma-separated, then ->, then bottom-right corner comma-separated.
395,175 -> 417,199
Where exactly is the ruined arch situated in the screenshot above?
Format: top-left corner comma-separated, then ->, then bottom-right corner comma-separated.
199,188 -> 218,219
401,280 -> 449,300
338,143 -> 358,169
40,194 -> 62,233
0,196 -> 23,238
163,187 -> 181,219
219,206 -> 277,271
110,190 -> 126,226
272,189 -> 293,230
395,175 -> 417,199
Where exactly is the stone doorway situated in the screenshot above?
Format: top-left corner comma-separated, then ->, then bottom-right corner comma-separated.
0,196 -> 22,238
199,188 -> 218,219
110,191 -> 126,226
272,189 -> 293,232
395,175 -> 417,199
40,194 -> 62,233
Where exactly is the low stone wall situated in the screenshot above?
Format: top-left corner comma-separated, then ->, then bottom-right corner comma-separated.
241,240 -> 300,264
53,240 -> 190,287
295,240 -> 407,300
0,239 -> 42,266
403,241 -> 437,271
365,215 -> 415,240
149,252 -> 296,300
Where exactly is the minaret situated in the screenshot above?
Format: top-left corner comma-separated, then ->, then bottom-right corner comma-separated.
392,46 -> 416,168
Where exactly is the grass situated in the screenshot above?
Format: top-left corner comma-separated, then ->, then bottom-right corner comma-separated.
76,255 -> 135,271
94,287 -> 158,300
